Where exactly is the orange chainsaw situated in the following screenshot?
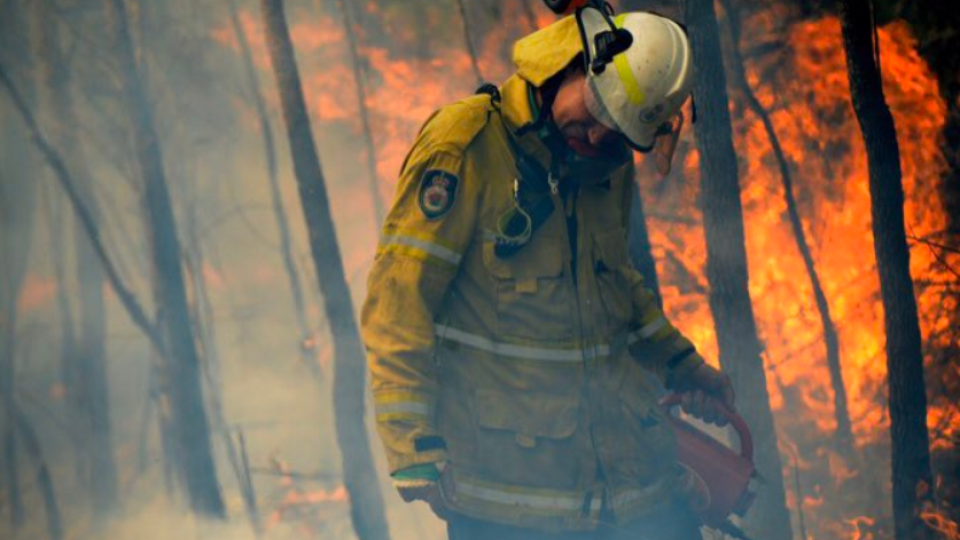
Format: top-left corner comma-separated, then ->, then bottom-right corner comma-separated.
661,394 -> 758,539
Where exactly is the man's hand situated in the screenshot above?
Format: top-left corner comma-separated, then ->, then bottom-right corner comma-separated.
676,363 -> 735,426
396,481 -> 453,520
393,463 -> 453,521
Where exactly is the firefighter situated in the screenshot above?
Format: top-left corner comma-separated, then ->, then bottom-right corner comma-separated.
361,10 -> 734,540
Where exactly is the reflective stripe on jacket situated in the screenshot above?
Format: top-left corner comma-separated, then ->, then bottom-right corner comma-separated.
361,16 -> 704,532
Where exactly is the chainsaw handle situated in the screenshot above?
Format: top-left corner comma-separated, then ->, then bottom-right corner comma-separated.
660,393 -> 754,461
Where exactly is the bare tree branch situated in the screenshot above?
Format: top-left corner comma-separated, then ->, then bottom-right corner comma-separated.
0,60 -> 163,353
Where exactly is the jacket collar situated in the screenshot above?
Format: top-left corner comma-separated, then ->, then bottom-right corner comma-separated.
512,16 -> 583,87
499,74 -> 555,171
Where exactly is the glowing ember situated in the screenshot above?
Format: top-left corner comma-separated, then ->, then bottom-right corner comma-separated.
265,458 -> 348,534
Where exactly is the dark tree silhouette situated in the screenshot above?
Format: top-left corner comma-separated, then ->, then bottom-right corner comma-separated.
0,117 -> 37,534
333,0 -> 387,224
628,176 -> 664,307
227,0 -> 315,370
103,0 -> 224,517
14,403 -> 63,540
258,0 -> 391,539
719,0 -> 855,459
455,0 -> 483,85
683,0 -> 793,537
837,0 -> 935,537
38,0 -> 119,517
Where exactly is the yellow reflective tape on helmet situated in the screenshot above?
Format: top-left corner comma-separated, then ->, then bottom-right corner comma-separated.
613,14 -> 645,105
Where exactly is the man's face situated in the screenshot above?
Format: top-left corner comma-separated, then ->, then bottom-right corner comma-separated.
550,67 -> 621,158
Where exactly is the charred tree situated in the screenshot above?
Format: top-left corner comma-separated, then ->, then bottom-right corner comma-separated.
682,0 -> 793,538
0,3 -> 38,531
227,0 -> 315,369
628,177 -> 663,307
837,0 -> 935,537
620,0 -> 681,19
0,119 -> 38,534
38,1 -> 119,517
103,0 -> 224,517
33,0 -> 81,488
182,196 -> 264,537
455,0 -> 484,85
719,0 -> 855,459
258,1 -> 391,540
73,201 -> 117,520
48,191 -> 84,474
0,63 -> 161,353
332,0 -> 387,224
13,404 -> 63,540
520,0 -> 539,31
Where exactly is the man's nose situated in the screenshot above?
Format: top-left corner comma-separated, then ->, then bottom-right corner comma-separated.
587,123 -> 616,147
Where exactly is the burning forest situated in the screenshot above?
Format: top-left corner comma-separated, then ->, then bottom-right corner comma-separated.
0,0 -> 958,540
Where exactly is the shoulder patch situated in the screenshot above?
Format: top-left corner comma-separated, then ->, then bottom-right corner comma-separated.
418,169 -> 459,220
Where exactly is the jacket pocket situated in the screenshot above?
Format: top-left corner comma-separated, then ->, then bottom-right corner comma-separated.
483,239 -> 574,341
593,229 -> 633,332
474,387 -> 581,488
614,383 -> 677,485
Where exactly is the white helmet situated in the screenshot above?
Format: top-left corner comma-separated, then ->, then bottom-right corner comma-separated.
578,9 -> 694,151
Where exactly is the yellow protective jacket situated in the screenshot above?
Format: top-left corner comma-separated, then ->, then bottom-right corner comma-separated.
361,16 -> 705,531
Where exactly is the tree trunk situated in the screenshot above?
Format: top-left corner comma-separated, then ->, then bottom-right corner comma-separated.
38,1 -> 119,516
14,404 -> 63,540
0,147 -> 36,533
103,0 -> 224,517
682,0 -> 793,538
333,0 -> 386,224
0,62 -> 161,353
628,175 -> 663,308
48,191 -> 85,478
182,199 -> 264,537
837,1 -> 935,538
227,0 -> 316,368
74,206 -> 118,521
258,1 -> 391,539
455,0 -> 483,85
620,0 -> 681,20
520,0 -> 538,31
718,0 -> 855,459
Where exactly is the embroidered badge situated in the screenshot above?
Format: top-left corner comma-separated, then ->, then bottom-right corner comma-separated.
418,169 -> 459,219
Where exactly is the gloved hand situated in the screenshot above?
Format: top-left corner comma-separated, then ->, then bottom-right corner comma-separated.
675,363 -> 735,427
392,463 -> 452,520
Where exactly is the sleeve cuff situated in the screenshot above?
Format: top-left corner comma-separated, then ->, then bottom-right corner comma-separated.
665,350 -> 705,390
392,463 -> 441,482
388,448 -> 448,475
